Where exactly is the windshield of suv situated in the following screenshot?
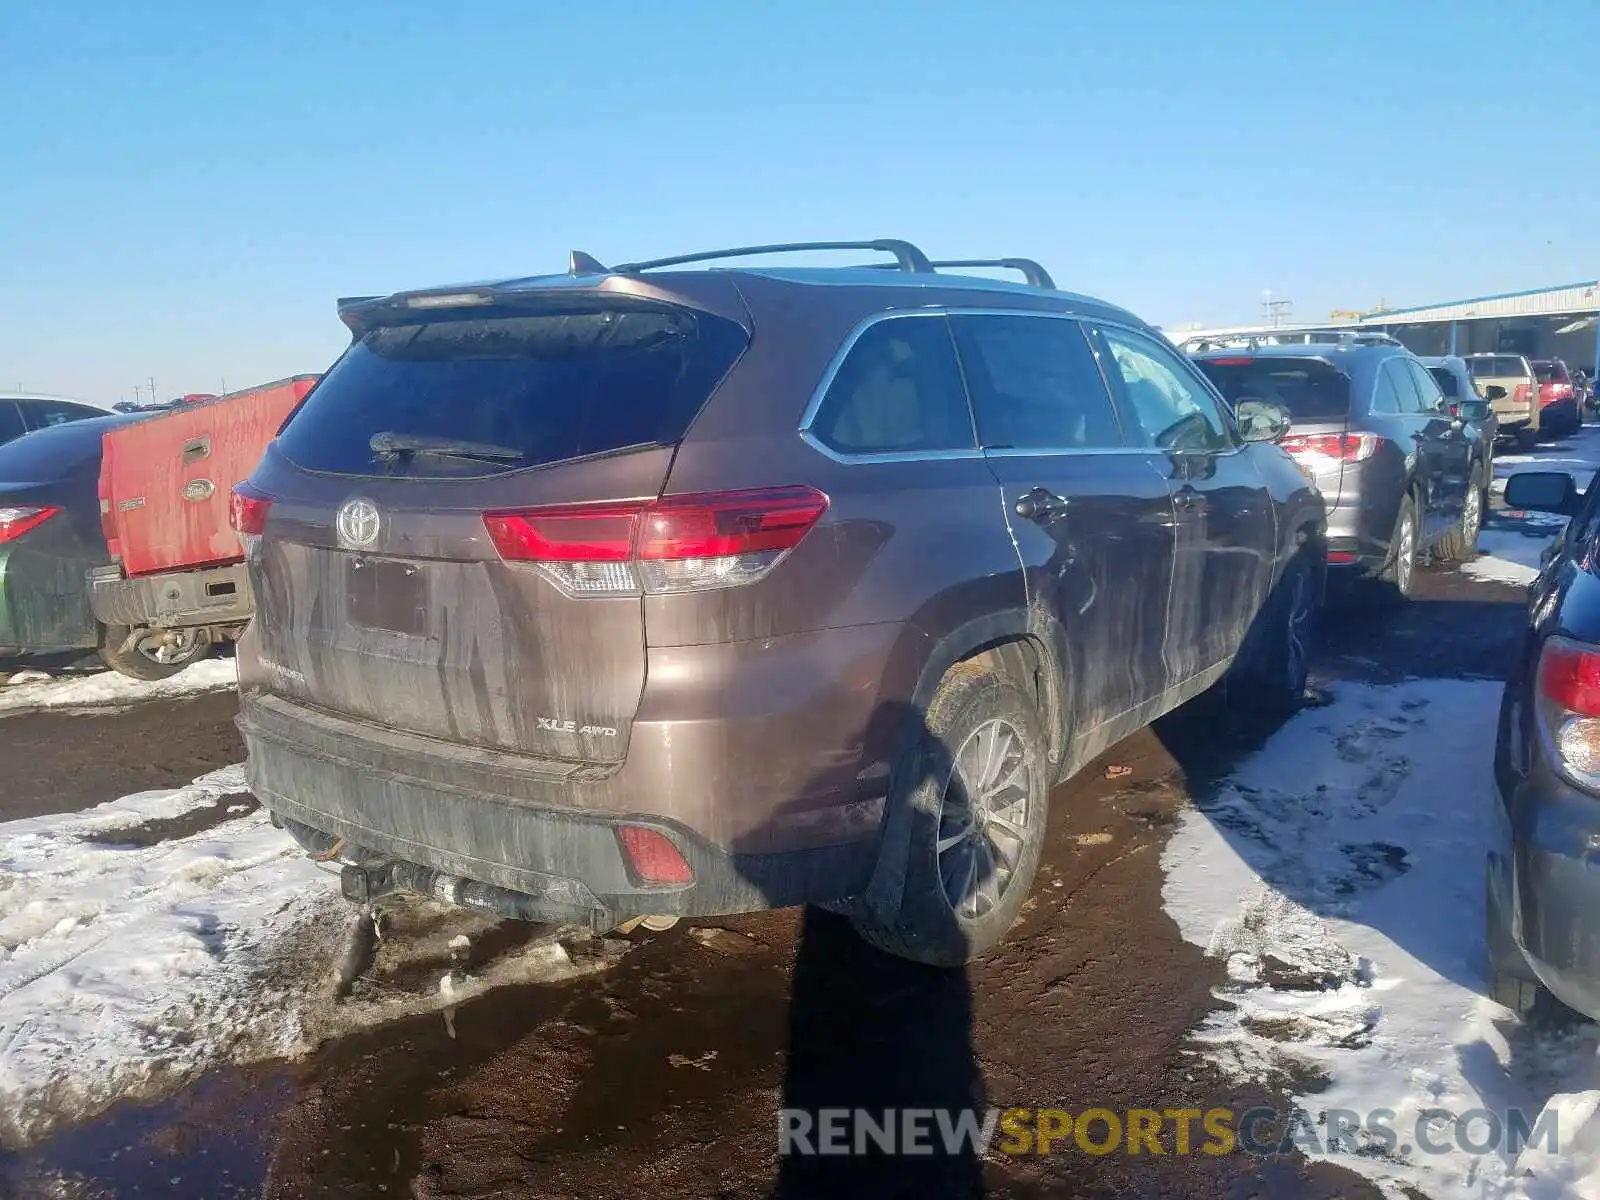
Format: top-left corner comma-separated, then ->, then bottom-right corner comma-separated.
275,306 -> 749,478
1192,356 -> 1350,421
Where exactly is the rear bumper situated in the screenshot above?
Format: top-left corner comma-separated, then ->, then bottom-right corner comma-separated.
0,547 -> 99,653
88,561 -> 253,630
237,622 -> 908,921
242,699 -> 878,923
1494,746 -> 1600,1020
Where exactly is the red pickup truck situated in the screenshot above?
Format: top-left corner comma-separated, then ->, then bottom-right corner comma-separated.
87,375 -> 317,678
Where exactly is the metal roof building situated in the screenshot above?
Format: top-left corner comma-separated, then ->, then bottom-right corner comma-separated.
1358,282 -> 1600,326
1168,281 -> 1600,369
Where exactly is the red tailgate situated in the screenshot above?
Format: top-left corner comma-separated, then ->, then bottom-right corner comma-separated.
100,375 -> 318,577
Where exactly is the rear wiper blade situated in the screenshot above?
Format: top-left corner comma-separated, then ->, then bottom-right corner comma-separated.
369,432 -> 526,463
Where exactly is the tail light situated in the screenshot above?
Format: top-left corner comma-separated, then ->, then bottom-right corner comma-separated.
1543,383 -> 1574,404
615,826 -> 694,886
1279,433 -> 1383,464
1517,383 -> 1534,407
0,506 -> 59,545
228,483 -> 273,535
1536,638 -> 1600,788
484,485 -> 829,597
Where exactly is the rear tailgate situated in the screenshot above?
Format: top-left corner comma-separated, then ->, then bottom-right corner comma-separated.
101,375 -> 318,575
1194,355 -> 1351,508
1467,359 -> 1536,419
241,293 -> 750,765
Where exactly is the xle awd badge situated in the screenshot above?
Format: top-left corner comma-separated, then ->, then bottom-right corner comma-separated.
336,497 -> 381,550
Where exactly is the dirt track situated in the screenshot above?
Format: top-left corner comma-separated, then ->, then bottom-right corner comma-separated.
0,555 -> 1530,1199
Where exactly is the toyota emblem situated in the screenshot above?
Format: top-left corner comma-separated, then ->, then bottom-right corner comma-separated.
336,497 -> 381,550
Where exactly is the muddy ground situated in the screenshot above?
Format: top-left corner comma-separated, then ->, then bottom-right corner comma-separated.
0,552 -> 1533,1199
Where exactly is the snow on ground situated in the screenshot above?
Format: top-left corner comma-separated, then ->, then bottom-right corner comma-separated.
0,657 -> 237,717
0,766 -> 342,1147
1162,681 -> 1600,1199
0,764 -> 634,1150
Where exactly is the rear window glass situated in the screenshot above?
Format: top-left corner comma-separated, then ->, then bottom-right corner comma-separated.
1533,361 -> 1567,383
0,415 -> 127,483
1468,357 -> 1526,377
1427,367 -> 1460,397
1192,357 -> 1350,421
275,307 -> 748,478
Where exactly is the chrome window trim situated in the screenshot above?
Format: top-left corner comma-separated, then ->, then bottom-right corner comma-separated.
798,305 -> 1162,464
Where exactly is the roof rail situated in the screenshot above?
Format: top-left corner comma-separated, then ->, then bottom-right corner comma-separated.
926,258 -> 1056,289
611,240 -> 934,275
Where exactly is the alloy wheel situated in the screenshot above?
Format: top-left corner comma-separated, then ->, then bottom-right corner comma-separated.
936,718 -> 1032,921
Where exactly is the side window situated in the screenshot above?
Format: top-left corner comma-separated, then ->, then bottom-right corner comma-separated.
0,404 -> 25,445
1383,359 -> 1425,414
1370,365 -> 1402,413
808,316 -> 975,455
1406,360 -> 1446,413
25,401 -> 98,430
1091,324 -> 1232,452
950,315 -> 1124,450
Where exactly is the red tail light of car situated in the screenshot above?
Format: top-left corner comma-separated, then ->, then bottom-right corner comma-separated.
1537,638 -> 1600,788
484,485 -> 830,597
0,506 -> 60,545
1279,433 -> 1383,463
228,484 -> 274,535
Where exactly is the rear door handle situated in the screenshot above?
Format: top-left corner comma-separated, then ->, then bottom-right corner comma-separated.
1014,487 -> 1068,523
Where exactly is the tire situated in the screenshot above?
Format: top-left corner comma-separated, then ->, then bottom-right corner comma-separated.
97,623 -> 210,681
849,661 -> 1049,967
1517,427 -> 1538,451
1435,468 -> 1485,564
1378,492 -> 1420,601
1229,544 -> 1320,711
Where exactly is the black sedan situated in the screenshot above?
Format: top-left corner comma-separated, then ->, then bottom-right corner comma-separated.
1490,468 -> 1600,1020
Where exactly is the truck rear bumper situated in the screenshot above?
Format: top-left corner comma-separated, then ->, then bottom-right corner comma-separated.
88,561 -> 253,629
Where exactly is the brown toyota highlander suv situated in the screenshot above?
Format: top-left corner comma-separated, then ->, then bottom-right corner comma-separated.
232,240 -> 1325,966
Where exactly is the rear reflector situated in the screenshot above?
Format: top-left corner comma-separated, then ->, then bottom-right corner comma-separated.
228,483 -> 273,536
0,506 -> 59,545
485,485 -> 829,597
1280,433 -> 1382,463
1327,550 -> 1357,564
1539,639 -> 1600,718
615,826 -> 694,886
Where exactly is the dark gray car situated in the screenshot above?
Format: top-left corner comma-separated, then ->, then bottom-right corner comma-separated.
1193,343 -> 1484,599
233,240 -> 1325,966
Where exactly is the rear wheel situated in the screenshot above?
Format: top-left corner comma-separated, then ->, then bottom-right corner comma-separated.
97,624 -> 209,681
850,661 -> 1049,967
1436,468 -> 1484,563
1379,493 -> 1419,601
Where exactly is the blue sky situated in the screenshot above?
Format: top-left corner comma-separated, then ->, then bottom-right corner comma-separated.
3,0 -> 1596,402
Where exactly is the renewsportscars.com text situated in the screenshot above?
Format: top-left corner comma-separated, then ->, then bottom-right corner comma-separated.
779,1105 -> 1559,1159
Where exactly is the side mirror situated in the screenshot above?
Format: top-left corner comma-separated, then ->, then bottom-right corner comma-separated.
1457,398 -> 1491,422
1504,471 -> 1580,516
1484,384 -> 1508,402
1234,398 -> 1292,444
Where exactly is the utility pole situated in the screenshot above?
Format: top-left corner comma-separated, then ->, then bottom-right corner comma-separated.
1262,289 -> 1294,328
148,376 -> 158,405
